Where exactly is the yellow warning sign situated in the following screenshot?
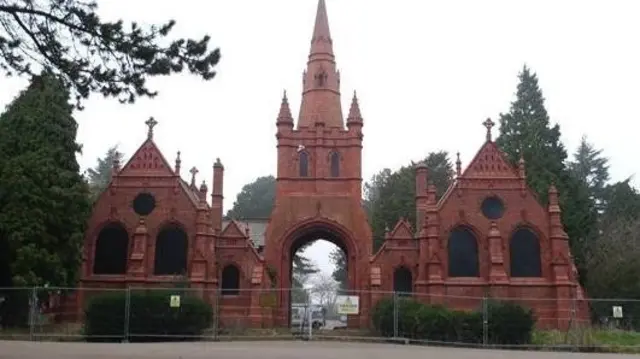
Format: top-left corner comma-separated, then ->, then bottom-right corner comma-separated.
337,295 -> 359,315
170,295 -> 181,308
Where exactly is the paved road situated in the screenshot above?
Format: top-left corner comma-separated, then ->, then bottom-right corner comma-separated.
0,341 -> 636,359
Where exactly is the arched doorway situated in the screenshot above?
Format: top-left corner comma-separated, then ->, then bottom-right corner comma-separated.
278,221 -> 357,328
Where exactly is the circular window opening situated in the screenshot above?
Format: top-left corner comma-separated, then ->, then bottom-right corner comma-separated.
481,196 -> 505,220
133,192 -> 156,216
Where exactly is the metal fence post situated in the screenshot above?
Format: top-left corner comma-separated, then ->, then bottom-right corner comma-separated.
29,286 -> 37,341
122,286 -> 131,343
392,291 -> 399,339
482,295 -> 488,347
213,287 -> 219,341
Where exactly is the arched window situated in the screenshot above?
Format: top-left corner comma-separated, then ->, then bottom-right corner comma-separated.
510,227 -> 542,277
299,152 -> 309,177
221,265 -> 240,296
393,267 -> 412,296
330,151 -> 340,177
448,227 -> 479,277
93,223 -> 129,275
154,224 -> 188,275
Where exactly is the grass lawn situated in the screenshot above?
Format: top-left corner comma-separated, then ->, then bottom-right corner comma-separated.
533,328 -> 640,353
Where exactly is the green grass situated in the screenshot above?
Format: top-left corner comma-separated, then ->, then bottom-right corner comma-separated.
533,328 -> 640,353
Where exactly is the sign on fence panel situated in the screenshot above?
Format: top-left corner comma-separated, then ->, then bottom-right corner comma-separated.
336,295 -> 359,315
170,295 -> 181,308
612,306 -> 623,318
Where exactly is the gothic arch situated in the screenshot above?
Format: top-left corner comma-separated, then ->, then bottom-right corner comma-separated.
393,266 -> 413,296
153,222 -> 188,275
447,225 -> 480,277
509,226 -> 542,277
220,264 -> 241,296
93,222 -> 129,275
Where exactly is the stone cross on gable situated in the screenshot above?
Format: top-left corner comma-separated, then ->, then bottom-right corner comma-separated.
145,117 -> 158,139
189,166 -> 198,186
482,118 -> 495,142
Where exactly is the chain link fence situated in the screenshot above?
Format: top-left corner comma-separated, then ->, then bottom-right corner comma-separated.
0,286 -> 639,352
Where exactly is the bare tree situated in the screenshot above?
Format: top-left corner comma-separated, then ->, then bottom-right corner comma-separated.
309,273 -> 338,315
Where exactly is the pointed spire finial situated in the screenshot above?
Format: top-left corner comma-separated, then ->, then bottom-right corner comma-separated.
482,118 -> 495,142
145,117 -> 158,139
277,90 -> 294,125
112,151 -> 121,177
175,151 -> 182,174
189,166 -> 198,187
347,91 -> 363,124
456,152 -> 462,176
310,0 -> 333,55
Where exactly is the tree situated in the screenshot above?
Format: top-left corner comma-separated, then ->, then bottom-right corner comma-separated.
0,1 -> 220,107
309,273 -> 338,312
226,175 -> 318,286
0,72 -> 91,287
329,248 -> 346,292
568,135 -> 610,211
86,145 -> 124,202
584,217 -> 640,329
600,179 -> 640,228
226,175 -> 276,220
496,65 -> 597,274
366,151 -> 455,250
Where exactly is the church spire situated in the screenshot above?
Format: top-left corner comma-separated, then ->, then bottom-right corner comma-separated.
309,0 -> 333,57
297,0 -> 344,129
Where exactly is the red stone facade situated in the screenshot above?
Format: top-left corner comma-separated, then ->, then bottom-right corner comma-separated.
79,0 -> 587,330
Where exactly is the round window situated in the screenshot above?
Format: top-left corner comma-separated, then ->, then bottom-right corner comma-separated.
481,196 -> 505,220
132,192 -> 156,216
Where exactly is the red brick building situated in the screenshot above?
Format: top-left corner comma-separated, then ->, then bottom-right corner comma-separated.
80,0 -> 587,329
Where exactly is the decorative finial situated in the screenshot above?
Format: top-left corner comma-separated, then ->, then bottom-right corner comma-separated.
283,89 -> 287,100
456,152 -> 462,176
482,118 -> 495,142
189,166 -> 198,186
199,179 -> 208,192
214,157 -> 223,168
145,116 -> 158,139
112,151 -> 121,177
175,151 -> 182,174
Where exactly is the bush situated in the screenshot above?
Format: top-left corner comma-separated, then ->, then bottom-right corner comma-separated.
84,290 -> 213,342
370,296 -> 535,346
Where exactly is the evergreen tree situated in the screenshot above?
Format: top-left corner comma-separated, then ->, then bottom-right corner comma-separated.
226,175 -> 318,286
329,247 -> 347,292
568,135 -> 610,211
0,1 -> 220,107
367,151 -> 455,251
496,65 -> 597,275
86,145 -> 124,202
0,72 -> 91,287
601,179 -> 640,227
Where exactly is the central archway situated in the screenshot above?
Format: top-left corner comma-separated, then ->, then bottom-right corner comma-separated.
278,219 -> 359,327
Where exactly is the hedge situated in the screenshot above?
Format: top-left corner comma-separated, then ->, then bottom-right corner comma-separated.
84,290 -> 213,342
371,296 -> 535,345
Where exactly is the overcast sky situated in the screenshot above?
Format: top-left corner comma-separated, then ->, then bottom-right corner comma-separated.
2,0 -> 639,278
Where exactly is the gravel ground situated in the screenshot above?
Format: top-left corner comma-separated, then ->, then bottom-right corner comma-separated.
0,340 -> 637,359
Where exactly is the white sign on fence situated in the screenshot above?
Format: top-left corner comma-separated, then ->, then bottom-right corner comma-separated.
170,295 -> 181,308
336,295 -> 359,315
612,306 -> 623,318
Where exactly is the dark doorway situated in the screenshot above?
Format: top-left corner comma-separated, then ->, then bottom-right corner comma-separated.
153,224 -> 188,275
221,265 -> 240,295
393,266 -> 413,296
448,226 -> 479,277
93,223 -> 129,275
510,227 -> 542,277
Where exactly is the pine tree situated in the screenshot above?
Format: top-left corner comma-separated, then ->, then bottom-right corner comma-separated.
568,135 -> 610,211
496,65 -> 597,275
0,72 -> 91,287
86,145 -> 124,202
0,1 -> 220,106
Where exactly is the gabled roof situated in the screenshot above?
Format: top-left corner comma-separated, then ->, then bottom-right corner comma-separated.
386,219 -> 413,240
459,141 -> 519,179
119,139 -> 175,177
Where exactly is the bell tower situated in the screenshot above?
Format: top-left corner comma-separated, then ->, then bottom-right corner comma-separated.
265,0 -> 372,316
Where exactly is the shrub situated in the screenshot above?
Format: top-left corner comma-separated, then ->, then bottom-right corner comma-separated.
486,300 -> 535,345
84,290 -> 213,342
370,296 -> 535,346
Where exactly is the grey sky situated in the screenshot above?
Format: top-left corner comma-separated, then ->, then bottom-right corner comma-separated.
1,0 -> 639,277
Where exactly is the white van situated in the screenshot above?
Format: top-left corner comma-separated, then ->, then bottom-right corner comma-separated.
291,303 -> 326,329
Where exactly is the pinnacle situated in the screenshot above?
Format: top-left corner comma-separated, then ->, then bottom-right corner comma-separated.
277,90 -> 293,123
347,91 -> 362,123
